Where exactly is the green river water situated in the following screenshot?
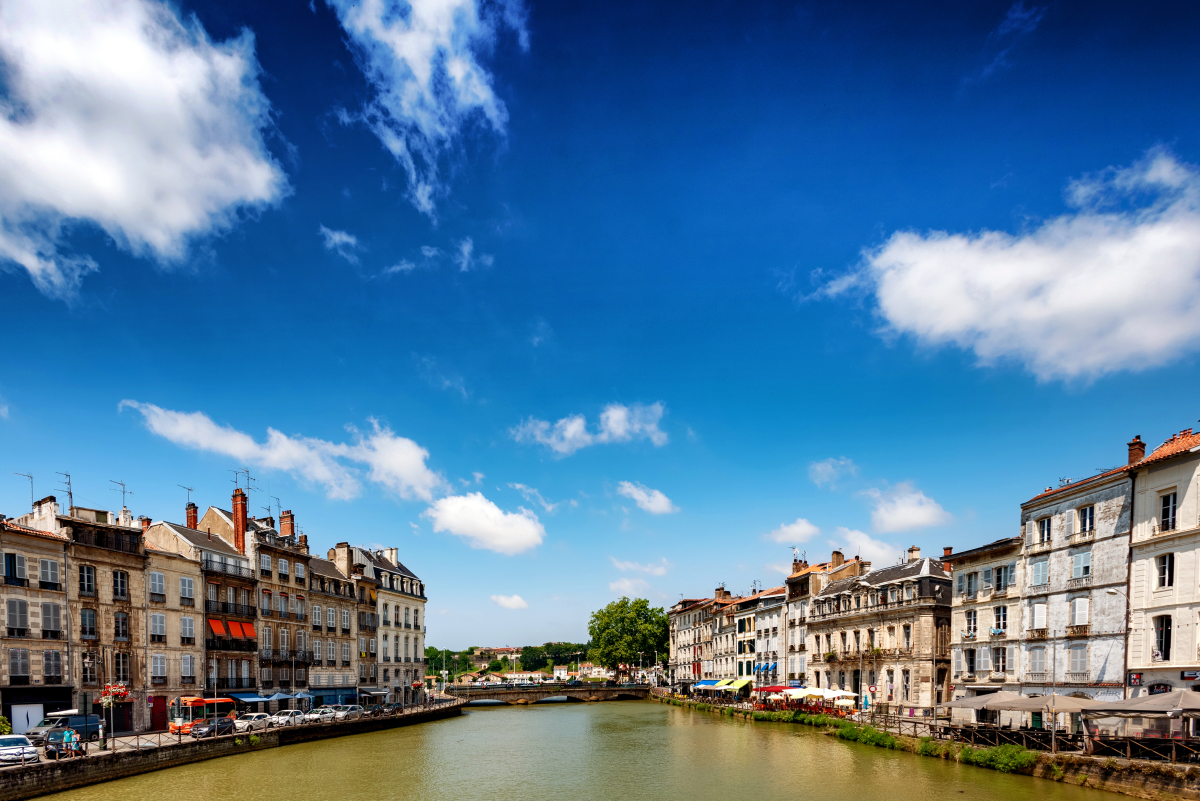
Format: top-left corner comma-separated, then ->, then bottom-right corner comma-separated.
43,701 -> 1124,801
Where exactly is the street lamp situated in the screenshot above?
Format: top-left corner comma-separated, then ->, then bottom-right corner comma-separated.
1107,587 -> 1132,700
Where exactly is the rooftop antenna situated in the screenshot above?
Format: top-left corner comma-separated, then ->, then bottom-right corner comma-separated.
229,469 -> 241,489
14,473 -> 33,509
271,495 -> 281,520
109,479 -> 132,508
177,484 -> 194,504
56,472 -> 74,512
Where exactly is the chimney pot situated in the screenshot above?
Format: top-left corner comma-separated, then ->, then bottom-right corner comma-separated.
1128,435 -> 1146,465
139,516 -> 150,532
943,546 -> 953,557
280,510 -> 295,539
186,502 -> 198,530
906,545 -> 921,563
232,488 -> 247,554
830,550 -> 844,568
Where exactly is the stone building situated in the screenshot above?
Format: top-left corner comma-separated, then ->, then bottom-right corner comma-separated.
306,556 -> 358,706
666,597 -> 704,690
1019,443 -> 1132,703
1127,429 -> 1200,696
142,543 -> 204,729
711,591 -> 740,680
784,558 -> 831,684
752,587 -> 786,686
0,510 -> 70,733
946,537 -> 1023,721
809,548 -> 951,713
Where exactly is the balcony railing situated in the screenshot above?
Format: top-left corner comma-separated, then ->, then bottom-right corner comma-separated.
1027,628 -> 1048,640
260,569 -> 272,579
43,675 -> 62,685
73,530 -> 141,554
1027,540 -> 1052,554
1067,576 -> 1092,590
182,675 -> 196,685
3,577 -> 28,588
205,601 -> 257,617
202,560 -> 254,578
180,597 -> 195,606
988,628 -> 1007,639
6,628 -> 27,637
150,592 -> 166,603
1070,531 -> 1095,545
38,581 -> 61,592
1026,672 -> 1047,683
79,588 -> 96,598
205,638 -> 257,653
207,677 -> 257,690
1065,671 -> 1090,683
989,671 -> 1009,682
1066,624 -> 1090,638
41,630 -> 62,640
8,676 -> 30,685
261,609 -> 274,618
152,676 -> 167,685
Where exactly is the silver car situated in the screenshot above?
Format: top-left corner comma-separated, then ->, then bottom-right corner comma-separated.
334,705 -> 364,721
234,713 -> 270,732
0,735 -> 39,765
268,709 -> 304,727
302,707 -> 336,724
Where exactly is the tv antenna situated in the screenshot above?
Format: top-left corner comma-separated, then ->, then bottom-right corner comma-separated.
177,484 -> 194,504
56,472 -> 74,511
14,473 -> 33,508
271,495 -> 281,520
109,479 -> 133,508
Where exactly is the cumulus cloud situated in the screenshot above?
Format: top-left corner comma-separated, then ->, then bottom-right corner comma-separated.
326,0 -> 528,216
610,557 -> 668,576
490,594 -> 528,609
616,481 -> 678,515
120,401 -> 442,501
509,483 -> 557,513
827,148 -> 1200,381
512,402 -> 668,456
319,225 -> 362,263
764,517 -> 820,544
0,0 -> 287,299
768,562 -> 793,576
864,483 -> 951,533
423,492 -> 544,555
808,457 -> 857,488
831,526 -> 901,566
609,577 -> 649,596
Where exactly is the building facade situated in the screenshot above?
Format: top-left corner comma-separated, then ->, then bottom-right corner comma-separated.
143,544 -> 204,729
306,557 -> 358,705
752,588 -> 785,686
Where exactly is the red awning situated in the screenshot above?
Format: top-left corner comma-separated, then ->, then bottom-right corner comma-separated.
208,620 -> 227,637
241,622 -> 257,639
227,621 -> 245,638
754,686 -> 789,693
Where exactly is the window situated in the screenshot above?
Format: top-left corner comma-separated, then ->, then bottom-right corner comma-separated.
1157,553 -> 1176,588
964,609 -> 977,636
6,599 -> 27,635
280,629 -> 289,651
180,576 -> 194,600
43,650 -> 62,681
1154,615 -> 1173,660
4,553 -> 25,581
181,616 -> 195,642
902,669 -> 911,701
114,612 -> 130,640
1161,492 -> 1178,532
342,642 -> 350,663
1030,558 -> 1049,586
81,651 -> 98,684
964,648 -> 976,675
207,583 -> 218,602
295,564 -> 305,581
151,613 -> 166,641
38,559 -> 60,588
260,554 -> 272,572
182,654 -> 195,678
405,607 -> 411,626
342,609 -> 350,629
1029,646 -> 1046,674
326,607 -> 335,627
78,565 -> 95,595
41,603 -> 61,635
1071,597 -> 1090,626
993,564 -> 1013,591
261,590 -> 271,612
149,571 -> 165,598
1078,505 -> 1095,533
262,626 -> 273,648
1071,550 -> 1092,579
113,570 -> 128,600
993,606 -> 1007,632
80,609 -> 97,638
152,654 -> 167,678
114,652 -> 130,682
369,638 -> 376,655
278,559 -> 289,577
413,610 -> 419,628
1032,602 -> 1048,630
8,649 -> 29,678
1037,517 -> 1051,543
966,572 -> 978,597
1069,645 -> 1088,674
326,641 -> 335,661
903,624 -> 911,650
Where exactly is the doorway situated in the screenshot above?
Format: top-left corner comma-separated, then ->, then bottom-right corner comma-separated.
150,696 -> 167,730
9,704 -> 42,734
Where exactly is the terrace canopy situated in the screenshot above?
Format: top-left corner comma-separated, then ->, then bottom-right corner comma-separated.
986,694 -> 1105,713
944,691 -> 1023,710
1082,690 -> 1200,717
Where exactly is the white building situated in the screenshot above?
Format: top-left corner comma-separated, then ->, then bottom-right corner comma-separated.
753,588 -> 786,686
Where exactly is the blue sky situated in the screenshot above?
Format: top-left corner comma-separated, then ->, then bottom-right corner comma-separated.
2,0 -> 1200,649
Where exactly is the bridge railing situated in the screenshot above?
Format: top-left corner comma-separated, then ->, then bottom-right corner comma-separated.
446,683 -> 651,695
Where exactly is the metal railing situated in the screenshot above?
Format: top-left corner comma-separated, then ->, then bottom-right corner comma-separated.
202,560 -> 254,578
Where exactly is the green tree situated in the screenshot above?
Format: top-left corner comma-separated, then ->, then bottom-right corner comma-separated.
587,597 -> 667,674
487,659 -> 503,672
521,645 -> 547,671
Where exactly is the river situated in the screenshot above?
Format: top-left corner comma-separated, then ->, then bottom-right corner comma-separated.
42,701 -> 1124,801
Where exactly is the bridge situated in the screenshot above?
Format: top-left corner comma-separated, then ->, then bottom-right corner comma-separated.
445,684 -> 651,705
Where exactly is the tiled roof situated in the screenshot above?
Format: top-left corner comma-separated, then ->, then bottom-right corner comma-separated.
1137,428 -> 1200,468
308,557 -> 347,579
946,537 -> 1022,563
815,558 -> 947,598
1023,464 -> 1130,505
352,546 -> 419,581
160,521 -> 244,558
0,520 -> 68,542
788,562 -> 830,579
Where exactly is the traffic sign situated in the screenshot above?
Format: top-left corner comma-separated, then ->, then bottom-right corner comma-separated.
868,685 -> 877,693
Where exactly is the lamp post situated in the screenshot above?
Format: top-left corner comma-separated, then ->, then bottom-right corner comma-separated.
1107,587 -> 1132,700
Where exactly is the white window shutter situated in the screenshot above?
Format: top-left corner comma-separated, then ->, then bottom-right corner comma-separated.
1063,509 -> 1075,535
979,647 -> 991,671
982,568 -> 992,588
1034,602 -> 1047,629
954,649 -> 962,674
1025,520 -> 1036,545
957,574 -> 964,594
15,555 -> 25,579
1008,561 -> 1017,585
1071,553 -> 1082,579
1076,597 -> 1089,625
1082,550 -> 1092,575
1007,644 -> 1015,671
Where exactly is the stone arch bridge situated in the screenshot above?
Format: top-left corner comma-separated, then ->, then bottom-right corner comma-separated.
445,684 -> 651,705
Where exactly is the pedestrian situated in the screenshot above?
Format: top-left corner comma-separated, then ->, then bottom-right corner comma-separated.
63,728 -> 76,759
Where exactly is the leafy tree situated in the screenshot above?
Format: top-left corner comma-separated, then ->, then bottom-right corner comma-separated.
587,597 -> 667,673
0,717 -> 10,735
487,659 -> 503,672
521,645 -> 547,671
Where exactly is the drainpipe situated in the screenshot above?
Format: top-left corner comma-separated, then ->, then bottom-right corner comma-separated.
1122,470 -> 1135,699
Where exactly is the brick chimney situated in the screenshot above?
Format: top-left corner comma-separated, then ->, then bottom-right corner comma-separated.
942,546 -> 953,572
139,516 -> 150,532
1128,435 -> 1145,465
298,534 -> 308,553
830,550 -> 844,568
232,488 -> 247,554
280,510 -> 295,539
907,545 -> 921,563
186,502 -> 198,530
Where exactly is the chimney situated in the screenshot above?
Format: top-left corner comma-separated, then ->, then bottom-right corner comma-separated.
298,534 -> 308,553
1128,435 -> 1145,465
907,545 -> 921,563
384,547 -> 398,565
139,516 -> 150,532
186,502 -> 198,530
943,546 -> 952,558
830,550 -> 844,568
232,488 -> 247,554
280,510 -> 295,539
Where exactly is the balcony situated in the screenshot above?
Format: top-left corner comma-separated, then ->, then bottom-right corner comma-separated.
151,634 -> 166,643
151,676 -> 167,685
261,680 -> 274,690
206,677 -> 257,690
989,671 -> 1008,682
278,574 -> 290,583
260,648 -> 275,660
1026,672 -> 1047,683
3,577 -> 28,588
6,628 -> 27,638
1065,671 -> 1090,683
1066,624 -> 1090,638
113,593 -> 129,603
260,569 -> 272,579
72,530 -> 141,554
1027,628 -> 1048,641
341,627 -> 351,635
181,637 -> 195,646
326,625 -> 337,633
202,560 -> 254,579
38,581 -> 61,592
294,576 -> 306,586
8,675 -> 29,685
1027,540 -> 1052,555
991,587 -> 1008,598
182,675 -> 196,685
261,609 -> 274,618
960,630 -> 977,641
205,638 -> 257,653
41,630 -> 62,640
180,597 -> 194,607
205,601 -> 257,617
1067,576 -> 1092,590
79,588 -> 96,598
80,629 -> 97,640
1070,530 -> 1095,545
43,675 -> 62,685
988,628 -> 1008,639
341,660 -> 351,668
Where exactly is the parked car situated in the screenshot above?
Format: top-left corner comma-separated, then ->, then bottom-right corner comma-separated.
383,703 -> 404,714
189,718 -> 235,738
0,735 -> 39,765
335,705 -> 364,721
302,707 -> 337,724
25,713 -> 102,745
42,730 -> 88,760
234,713 -> 270,733
566,680 -> 583,687
269,709 -> 305,728
364,705 -> 385,718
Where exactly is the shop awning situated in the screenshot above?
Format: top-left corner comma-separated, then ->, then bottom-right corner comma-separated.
754,685 -> 788,693
728,679 -> 752,689
266,692 -> 293,701
208,620 -> 227,636
713,679 -> 731,687
229,693 -> 271,703
752,665 -> 760,673
293,691 -> 315,699
770,663 -> 777,671
227,621 -> 245,638
242,622 -> 257,638
693,680 -> 718,687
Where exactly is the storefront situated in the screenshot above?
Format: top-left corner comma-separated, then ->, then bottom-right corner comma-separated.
229,692 -> 271,713
2,685 -> 73,734
311,686 -> 358,706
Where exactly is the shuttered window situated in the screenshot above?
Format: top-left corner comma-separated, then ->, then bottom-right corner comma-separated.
6,599 -> 28,629
8,649 -> 29,676
38,559 -> 59,584
41,603 -> 61,633
1071,551 -> 1092,579
1033,602 -> 1047,629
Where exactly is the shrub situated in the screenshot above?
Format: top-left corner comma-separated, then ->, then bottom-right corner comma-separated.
234,738 -> 243,746
249,734 -> 261,746
959,744 -> 1038,773
0,717 -> 10,736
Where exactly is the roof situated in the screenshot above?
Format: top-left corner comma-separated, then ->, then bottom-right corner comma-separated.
1023,463 -> 1130,505
308,557 -> 347,580
159,521 -> 244,558
1136,428 -> 1200,469
0,519 -> 68,542
945,537 -> 1022,564
815,558 -> 948,598
350,546 -> 419,581
788,561 -> 830,580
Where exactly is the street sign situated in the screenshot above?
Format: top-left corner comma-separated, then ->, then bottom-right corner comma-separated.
868,685 -> 877,693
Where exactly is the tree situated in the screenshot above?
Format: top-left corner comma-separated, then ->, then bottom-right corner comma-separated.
487,659 -> 503,672
587,597 -> 667,675
521,645 -> 547,671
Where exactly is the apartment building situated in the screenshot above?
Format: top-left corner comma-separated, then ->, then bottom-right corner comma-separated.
0,511 -> 70,733
306,556 -> 358,706
784,559 -> 829,684
752,588 -> 786,686
1019,445 -> 1132,702
667,597 -> 704,690
711,592 -> 739,680
1127,430 -> 1200,695
732,593 -> 760,683
947,537 -> 1024,718
143,544 -> 204,729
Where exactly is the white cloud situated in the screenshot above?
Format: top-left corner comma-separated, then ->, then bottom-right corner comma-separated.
512,402 -> 668,456
454,237 -> 493,271
829,148 -> 1200,381
422,492 -> 544,555
414,355 -> 468,399
831,526 -> 901,566
610,557 -> 668,576
490,594 -> 528,609
0,0 -> 287,299
863,483 -> 951,533
609,577 -> 649,596
326,0 -> 527,216
319,225 -> 362,263
808,457 -> 857,488
508,483 -> 557,513
384,260 -> 416,275
616,481 -> 678,515
764,517 -> 820,544
120,401 -> 443,501
767,562 -> 793,576
472,471 -> 485,484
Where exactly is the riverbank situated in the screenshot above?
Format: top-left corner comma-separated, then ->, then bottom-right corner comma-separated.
655,695 -> 1199,801
0,700 -> 464,801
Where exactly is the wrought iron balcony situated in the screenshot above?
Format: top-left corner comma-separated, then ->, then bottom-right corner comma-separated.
202,560 -> 254,578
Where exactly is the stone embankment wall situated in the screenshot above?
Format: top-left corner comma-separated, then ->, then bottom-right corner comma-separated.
654,695 -> 1200,801
0,702 -> 464,801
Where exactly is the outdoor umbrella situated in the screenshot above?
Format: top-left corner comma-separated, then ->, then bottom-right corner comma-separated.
1083,690 -> 1200,717
944,691 -> 1023,710
266,692 -> 293,701
826,690 -> 858,698
985,694 -> 1104,713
